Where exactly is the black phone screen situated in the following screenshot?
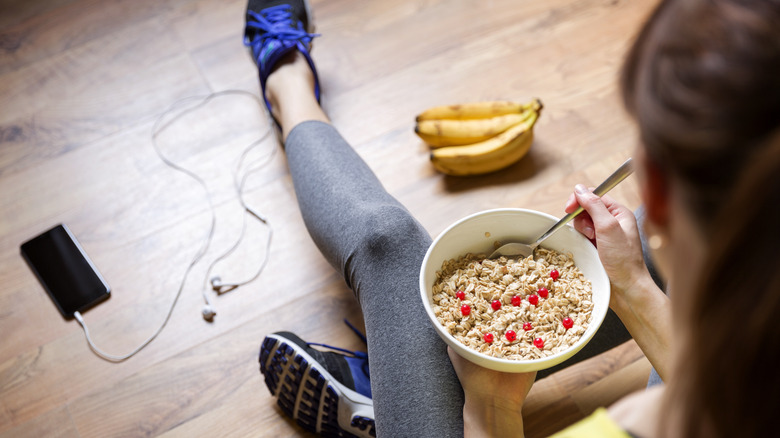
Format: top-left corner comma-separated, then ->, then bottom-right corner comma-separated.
20,224 -> 110,319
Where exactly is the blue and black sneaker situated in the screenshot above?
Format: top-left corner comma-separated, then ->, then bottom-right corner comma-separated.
259,331 -> 376,437
243,0 -> 321,114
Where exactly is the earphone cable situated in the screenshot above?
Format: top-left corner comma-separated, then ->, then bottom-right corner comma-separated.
75,90 -> 274,362
202,133 -> 276,299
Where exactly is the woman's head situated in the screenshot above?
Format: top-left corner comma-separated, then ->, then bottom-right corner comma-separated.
620,0 -> 780,436
621,0 -> 780,233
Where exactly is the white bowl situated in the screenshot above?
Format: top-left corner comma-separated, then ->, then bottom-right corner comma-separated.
420,208 -> 610,373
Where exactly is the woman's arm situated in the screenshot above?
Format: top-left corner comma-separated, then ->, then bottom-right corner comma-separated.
449,184 -> 673,437
567,184 -> 673,379
609,272 -> 672,380
447,348 -> 535,437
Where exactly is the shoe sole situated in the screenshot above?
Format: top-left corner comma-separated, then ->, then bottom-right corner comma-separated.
259,334 -> 376,437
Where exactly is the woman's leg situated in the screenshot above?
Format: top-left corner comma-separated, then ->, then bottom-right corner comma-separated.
267,52 -> 464,437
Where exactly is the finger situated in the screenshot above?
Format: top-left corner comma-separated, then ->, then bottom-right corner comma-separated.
600,193 -> 618,205
564,192 -> 579,214
599,194 -> 627,213
446,346 -> 457,365
565,186 -> 596,213
598,194 -> 637,223
573,215 -> 596,240
446,346 -> 466,376
573,184 -> 620,232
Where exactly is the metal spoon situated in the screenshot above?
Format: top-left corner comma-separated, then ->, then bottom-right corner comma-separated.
489,158 -> 634,259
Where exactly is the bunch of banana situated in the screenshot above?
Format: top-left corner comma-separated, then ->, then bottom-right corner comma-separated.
414,98 -> 543,176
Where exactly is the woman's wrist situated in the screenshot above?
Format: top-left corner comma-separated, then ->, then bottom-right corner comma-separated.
609,272 -> 673,378
463,394 -> 525,437
610,270 -> 664,317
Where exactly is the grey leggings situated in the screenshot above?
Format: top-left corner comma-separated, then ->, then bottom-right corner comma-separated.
285,121 -> 634,437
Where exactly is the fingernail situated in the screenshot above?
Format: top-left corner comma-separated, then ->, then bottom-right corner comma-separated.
575,184 -> 588,194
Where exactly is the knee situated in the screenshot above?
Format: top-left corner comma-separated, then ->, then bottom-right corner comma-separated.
357,204 -> 430,259
340,204 -> 431,298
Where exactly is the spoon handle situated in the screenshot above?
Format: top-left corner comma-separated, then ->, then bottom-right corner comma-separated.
530,158 -> 634,249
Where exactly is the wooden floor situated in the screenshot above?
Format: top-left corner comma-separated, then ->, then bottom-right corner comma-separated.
0,0 -> 658,436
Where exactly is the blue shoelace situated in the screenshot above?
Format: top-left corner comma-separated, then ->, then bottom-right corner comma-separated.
307,319 -> 368,360
244,5 -> 319,60
306,319 -> 371,393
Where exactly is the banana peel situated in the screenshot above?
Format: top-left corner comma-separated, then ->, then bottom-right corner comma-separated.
415,112 -> 532,147
416,100 -> 537,121
415,98 -> 543,176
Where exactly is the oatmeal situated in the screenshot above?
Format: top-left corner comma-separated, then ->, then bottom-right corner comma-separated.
432,248 -> 593,360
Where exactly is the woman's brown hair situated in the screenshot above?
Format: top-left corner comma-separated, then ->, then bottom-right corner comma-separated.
621,0 -> 780,232
672,132 -> 780,437
620,0 -> 780,436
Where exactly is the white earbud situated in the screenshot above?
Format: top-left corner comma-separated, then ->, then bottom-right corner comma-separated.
202,305 -> 217,321
202,289 -> 217,322
210,276 -> 239,294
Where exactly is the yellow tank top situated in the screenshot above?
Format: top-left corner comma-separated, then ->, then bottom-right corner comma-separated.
549,407 -> 633,438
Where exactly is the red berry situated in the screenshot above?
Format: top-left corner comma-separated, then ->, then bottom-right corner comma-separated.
562,317 -> 574,329
461,304 -> 471,316
550,270 -> 560,281
511,295 -> 522,306
483,333 -> 494,343
523,322 -> 533,331
528,294 -> 539,306
491,299 -> 501,311
506,330 -> 517,342
534,337 -> 544,349
456,290 -> 466,300
538,287 -> 549,298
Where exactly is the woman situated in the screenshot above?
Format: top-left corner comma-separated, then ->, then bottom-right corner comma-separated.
246,0 -> 780,436
453,0 -> 780,435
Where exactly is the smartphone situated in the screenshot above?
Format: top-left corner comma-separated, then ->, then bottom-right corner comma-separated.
20,224 -> 111,319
